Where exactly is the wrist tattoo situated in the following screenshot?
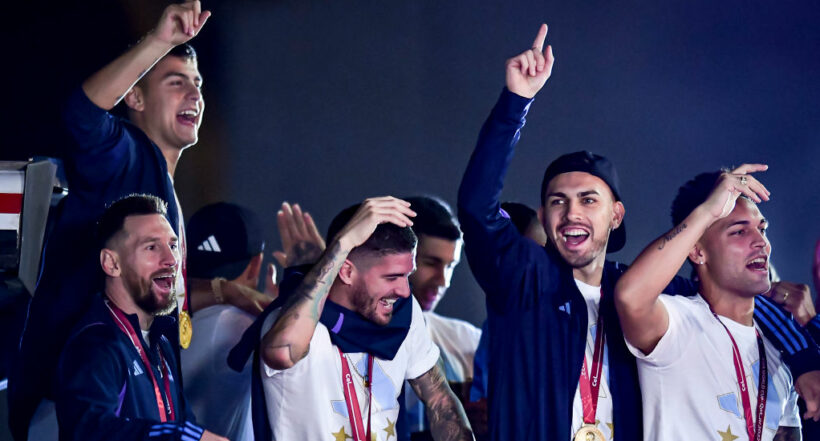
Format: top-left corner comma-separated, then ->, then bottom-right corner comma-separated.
658,223 -> 687,250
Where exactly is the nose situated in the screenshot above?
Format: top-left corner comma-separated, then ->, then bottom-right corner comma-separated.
432,267 -> 447,288
396,278 -> 411,298
186,84 -> 202,102
750,228 -> 769,250
565,199 -> 583,222
161,244 -> 179,270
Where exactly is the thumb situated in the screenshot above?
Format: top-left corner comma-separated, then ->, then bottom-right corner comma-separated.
265,263 -> 279,299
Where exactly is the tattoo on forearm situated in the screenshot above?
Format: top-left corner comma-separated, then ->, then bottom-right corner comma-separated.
409,366 -> 473,441
658,223 -> 687,250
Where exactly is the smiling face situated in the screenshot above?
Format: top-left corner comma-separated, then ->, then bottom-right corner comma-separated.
409,235 -> 462,312
113,214 -> 180,316
348,252 -> 416,326
541,172 -> 624,269
128,55 -> 204,152
697,198 -> 771,297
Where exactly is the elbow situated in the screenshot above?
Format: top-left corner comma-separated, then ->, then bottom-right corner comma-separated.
614,277 -> 641,317
262,346 -> 296,370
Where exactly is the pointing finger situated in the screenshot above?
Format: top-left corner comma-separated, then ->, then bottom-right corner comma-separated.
532,23 -> 548,52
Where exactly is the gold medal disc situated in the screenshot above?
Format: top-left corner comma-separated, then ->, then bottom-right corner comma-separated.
573,424 -> 605,441
179,310 -> 192,349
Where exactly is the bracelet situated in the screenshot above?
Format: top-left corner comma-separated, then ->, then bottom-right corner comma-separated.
211,277 -> 227,304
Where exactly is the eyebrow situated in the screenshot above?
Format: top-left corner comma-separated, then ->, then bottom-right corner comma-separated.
547,190 -> 601,198
137,236 -> 178,245
161,72 -> 203,83
725,218 -> 768,229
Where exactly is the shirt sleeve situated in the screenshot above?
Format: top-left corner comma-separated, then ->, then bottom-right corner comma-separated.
56,324 -> 205,441
457,88 -> 561,314
61,87 -> 135,186
625,295 -> 700,367
754,295 -> 820,379
404,298 -> 441,380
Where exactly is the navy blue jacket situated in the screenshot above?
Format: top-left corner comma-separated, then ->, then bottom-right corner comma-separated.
457,88 -> 820,441
10,87 -> 182,440
56,294 -> 202,441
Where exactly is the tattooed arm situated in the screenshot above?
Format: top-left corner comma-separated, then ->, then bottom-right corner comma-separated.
260,197 -> 416,370
614,164 -> 770,354
773,426 -> 801,441
409,365 -> 474,441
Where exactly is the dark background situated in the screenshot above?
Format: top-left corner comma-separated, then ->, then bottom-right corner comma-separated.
2,1 -> 820,440
4,0 -> 820,340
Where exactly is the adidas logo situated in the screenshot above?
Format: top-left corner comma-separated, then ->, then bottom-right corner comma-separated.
132,359 -> 144,376
197,235 -> 221,252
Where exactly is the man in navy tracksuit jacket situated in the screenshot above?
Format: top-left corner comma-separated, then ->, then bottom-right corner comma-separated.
457,24 -> 820,441
9,4 -> 213,439
54,195 -> 224,441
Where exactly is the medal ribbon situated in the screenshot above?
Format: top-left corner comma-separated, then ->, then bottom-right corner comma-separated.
174,194 -> 188,314
579,289 -> 606,426
713,314 -> 767,441
105,300 -> 175,422
338,349 -> 373,441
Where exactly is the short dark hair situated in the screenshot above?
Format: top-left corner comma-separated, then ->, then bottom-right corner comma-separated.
326,203 -> 417,264
169,43 -> 197,61
670,170 -> 726,227
403,196 -> 461,241
98,194 -> 168,249
500,202 -> 539,236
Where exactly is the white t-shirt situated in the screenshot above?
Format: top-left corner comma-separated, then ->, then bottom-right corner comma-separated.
570,279 -> 614,440
627,294 -> 800,441
424,311 -> 482,382
182,305 -> 255,441
260,297 -> 440,441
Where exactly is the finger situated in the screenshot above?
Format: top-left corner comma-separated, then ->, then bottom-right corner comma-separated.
197,10 -> 212,32
277,207 -> 293,248
517,54 -> 530,76
525,50 -> 537,77
303,213 -> 326,247
291,203 -> 308,237
192,1 -> 201,27
730,163 -> 768,175
731,177 -> 764,203
533,47 -> 546,72
531,23 -> 548,52
743,174 -> 770,197
545,45 -> 555,75
272,251 -> 288,268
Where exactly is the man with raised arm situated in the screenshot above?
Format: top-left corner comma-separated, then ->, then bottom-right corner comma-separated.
614,167 -> 808,440
11,3 -> 269,439
257,196 -> 473,441
457,23 -> 820,441
56,194 -> 227,441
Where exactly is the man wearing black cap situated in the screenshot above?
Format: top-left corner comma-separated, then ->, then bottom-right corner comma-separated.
457,24 -> 820,441
182,202 -> 275,441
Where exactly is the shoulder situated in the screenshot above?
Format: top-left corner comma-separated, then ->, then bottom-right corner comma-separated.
425,312 -> 481,339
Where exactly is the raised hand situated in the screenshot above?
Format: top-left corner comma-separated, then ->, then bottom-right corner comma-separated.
335,197 -> 416,251
151,0 -> 211,46
763,281 -> 817,327
699,164 -> 770,220
273,202 -> 326,268
506,23 -> 555,99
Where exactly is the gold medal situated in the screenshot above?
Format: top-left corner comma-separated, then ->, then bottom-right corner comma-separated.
179,310 -> 192,349
573,424 -> 605,441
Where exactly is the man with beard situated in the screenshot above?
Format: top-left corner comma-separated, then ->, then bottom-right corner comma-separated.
256,197 -> 474,441
614,168 -> 803,440
55,195 -> 227,441
457,24 -> 820,441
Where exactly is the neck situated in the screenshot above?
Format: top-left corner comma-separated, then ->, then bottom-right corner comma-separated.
328,288 -> 353,311
572,256 -> 605,287
699,279 -> 755,326
159,146 -> 181,178
105,281 -> 154,330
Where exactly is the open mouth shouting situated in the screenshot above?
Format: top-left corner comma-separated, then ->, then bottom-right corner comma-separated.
745,254 -> 769,275
152,272 -> 176,297
559,225 -> 591,249
176,108 -> 200,127
379,296 -> 399,313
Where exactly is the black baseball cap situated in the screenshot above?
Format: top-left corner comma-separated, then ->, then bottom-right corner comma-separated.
187,202 -> 265,279
540,151 -> 626,253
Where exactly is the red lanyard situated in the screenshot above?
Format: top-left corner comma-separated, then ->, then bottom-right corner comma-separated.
713,313 -> 767,441
106,300 -> 175,422
579,293 -> 606,425
174,194 -> 188,314
338,349 -> 374,441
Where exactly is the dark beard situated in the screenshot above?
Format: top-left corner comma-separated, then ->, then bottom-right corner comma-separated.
124,271 -> 177,316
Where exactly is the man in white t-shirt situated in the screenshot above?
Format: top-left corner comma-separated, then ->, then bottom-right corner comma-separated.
614,165 -> 803,440
259,197 -> 474,441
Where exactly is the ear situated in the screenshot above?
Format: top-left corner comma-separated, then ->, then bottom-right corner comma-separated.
687,244 -> 706,266
238,253 -> 264,287
611,201 -> 625,230
100,248 -> 121,277
337,259 -> 356,286
123,87 -> 145,112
